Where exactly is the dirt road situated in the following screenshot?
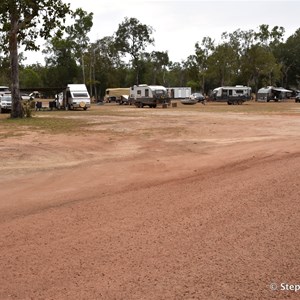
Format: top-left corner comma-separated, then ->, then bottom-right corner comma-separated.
0,102 -> 300,299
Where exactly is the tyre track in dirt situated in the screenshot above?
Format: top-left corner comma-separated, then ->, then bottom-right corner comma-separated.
1,105 -> 300,299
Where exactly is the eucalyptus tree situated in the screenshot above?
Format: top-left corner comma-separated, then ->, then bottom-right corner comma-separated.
241,45 -> 280,93
148,51 -> 169,85
221,25 -> 283,90
273,28 -> 300,88
186,37 -> 215,92
19,67 -> 43,88
43,36 -> 79,87
254,24 -> 285,48
88,36 -> 129,99
0,0 -> 71,118
114,17 -> 154,85
206,42 -> 237,86
66,8 -> 93,83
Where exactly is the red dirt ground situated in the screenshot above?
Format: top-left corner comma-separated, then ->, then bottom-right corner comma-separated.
0,101 -> 300,299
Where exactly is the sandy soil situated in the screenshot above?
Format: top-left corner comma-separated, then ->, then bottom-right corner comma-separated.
0,101 -> 300,299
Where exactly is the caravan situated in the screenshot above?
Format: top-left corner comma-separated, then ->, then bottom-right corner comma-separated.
104,87 -> 130,104
129,84 -> 170,108
58,84 -> 91,110
211,85 -> 252,105
257,86 -> 292,102
167,87 -> 191,99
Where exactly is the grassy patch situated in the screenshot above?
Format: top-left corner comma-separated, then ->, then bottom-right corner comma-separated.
0,116 -> 88,136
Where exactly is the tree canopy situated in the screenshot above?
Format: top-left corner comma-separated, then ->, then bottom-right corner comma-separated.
0,0 -> 71,118
0,8 -> 299,109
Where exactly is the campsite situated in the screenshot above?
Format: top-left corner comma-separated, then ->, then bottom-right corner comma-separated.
0,100 -> 299,299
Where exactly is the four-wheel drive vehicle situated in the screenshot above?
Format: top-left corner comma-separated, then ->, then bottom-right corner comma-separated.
0,94 -> 12,113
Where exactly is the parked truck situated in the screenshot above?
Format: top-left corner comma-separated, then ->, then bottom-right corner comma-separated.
211,85 -> 252,105
129,84 -> 171,108
58,84 -> 91,110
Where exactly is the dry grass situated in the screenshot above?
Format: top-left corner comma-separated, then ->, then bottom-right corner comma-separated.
0,100 -> 299,138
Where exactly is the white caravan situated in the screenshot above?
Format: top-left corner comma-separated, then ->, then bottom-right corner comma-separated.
129,84 -> 170,108
58,84 -> 91,110
167,87 -> 191,99
257,86 -> 292,102
211,85 -> 252,105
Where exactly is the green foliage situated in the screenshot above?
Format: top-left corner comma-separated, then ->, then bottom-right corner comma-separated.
0,0 -> 72,118
114,17 -> 154,84
0,0 -> 71,52
19,67 -> 43,88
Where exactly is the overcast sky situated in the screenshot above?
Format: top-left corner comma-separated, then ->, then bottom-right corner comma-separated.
24,0 -> 300,65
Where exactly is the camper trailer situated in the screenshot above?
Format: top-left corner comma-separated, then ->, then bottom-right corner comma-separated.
104,87 -> 130,104
257,86 -> 292,102
211,85 -> 252,105
167,87 -> 191,99
129,84 -> 171,108
58,84 -> 91,110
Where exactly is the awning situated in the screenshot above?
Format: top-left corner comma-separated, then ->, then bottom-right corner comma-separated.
272,87 -> 293,93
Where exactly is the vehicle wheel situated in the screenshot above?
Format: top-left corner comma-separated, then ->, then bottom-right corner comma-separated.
153,104 -> 157,108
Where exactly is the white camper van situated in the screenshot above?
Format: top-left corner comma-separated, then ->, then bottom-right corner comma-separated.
129,84 -> 170,108
211,85 -> 252,105
59,84 -> 91,110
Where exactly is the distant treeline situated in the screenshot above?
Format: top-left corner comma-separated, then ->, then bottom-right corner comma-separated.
1,16 -> 299,99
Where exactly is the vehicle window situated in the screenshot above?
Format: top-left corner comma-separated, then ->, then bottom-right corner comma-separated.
2,96 -> 11,101
73,92 -> 89,97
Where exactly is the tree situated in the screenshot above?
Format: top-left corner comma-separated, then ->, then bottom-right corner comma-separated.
0,0 -> 71,118
114,17 -> 154,85
273,28 -> 300,88
19,67 -> 43,88
66,8 -> 93,83
43,36 -> 79,87
149,51 -> 169,85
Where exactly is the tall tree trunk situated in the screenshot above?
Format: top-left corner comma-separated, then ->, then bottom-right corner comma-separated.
9,16 -> 23,118
81,54 -> 86,83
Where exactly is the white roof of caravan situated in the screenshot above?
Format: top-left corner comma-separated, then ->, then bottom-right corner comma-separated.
148,85 -> 167,90
67,84 -> 87,90
257,87 -> 271,93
